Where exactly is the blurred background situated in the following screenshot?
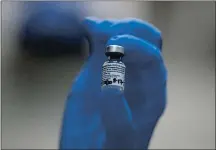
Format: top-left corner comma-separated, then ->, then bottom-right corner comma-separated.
1,1 -> 215,149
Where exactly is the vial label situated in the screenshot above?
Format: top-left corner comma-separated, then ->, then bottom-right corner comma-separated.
101,61 -> 126,90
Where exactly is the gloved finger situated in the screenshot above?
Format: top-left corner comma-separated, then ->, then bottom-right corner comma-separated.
82,17 -> 118,56
110,18 -> 162,50
82,17 -> 101,37
106,34 -> 163,66
99,88 -> 135,148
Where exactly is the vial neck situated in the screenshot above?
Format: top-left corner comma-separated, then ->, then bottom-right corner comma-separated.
108,56 -> 122,61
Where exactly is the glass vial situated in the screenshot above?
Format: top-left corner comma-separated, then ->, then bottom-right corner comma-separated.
101,45 -> 126,92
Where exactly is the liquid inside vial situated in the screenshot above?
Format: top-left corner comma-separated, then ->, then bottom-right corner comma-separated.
101,45 -> 126,92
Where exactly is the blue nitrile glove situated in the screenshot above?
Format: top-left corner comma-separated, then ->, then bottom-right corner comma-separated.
60,17 -> 167,149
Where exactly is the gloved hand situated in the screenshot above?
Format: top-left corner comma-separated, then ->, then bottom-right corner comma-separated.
59,17 -> 167,149
20,2 -> 86,56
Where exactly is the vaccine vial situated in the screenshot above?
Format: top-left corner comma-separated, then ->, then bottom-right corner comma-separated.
101,45 -> 126,92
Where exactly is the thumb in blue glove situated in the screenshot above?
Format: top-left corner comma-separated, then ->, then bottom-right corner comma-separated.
59,17 -> 167,149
